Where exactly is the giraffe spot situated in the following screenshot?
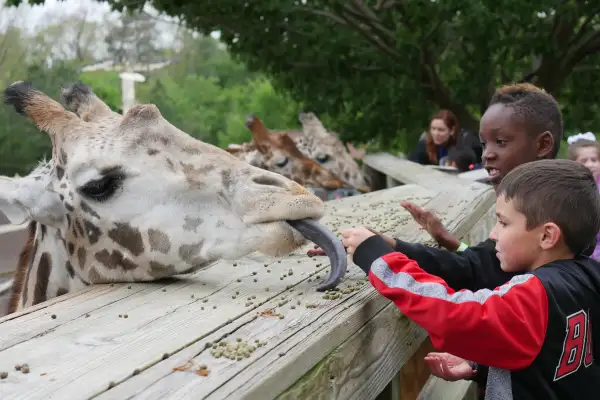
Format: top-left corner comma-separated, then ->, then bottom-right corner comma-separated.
68,242 -> 75,255
66,214 -> 72,228
182,217 -> 204,232
178,241 -> 205,265
56,287 -> 68,297
21,240 -> 38,307
33,252 -> 52,305
65,261 -> 75,278
108,223 -> 144,256
60,183 -> 67,189
60,149 -> 68,164
75,219 -> 85,237
148,229 -> 171,254
166,158 -> 175,171
94,249 -> 139,271
87,267 -> 105,282
180,162 -> 206,189
77,247 -> 87,269
147,148 -> 160,156
40,224 -> 47,240
149,261 -> 178,279
80,201 -> 100,219
59,194 -> 64,201
65,202 -> 74,212
71,222 -> 79,239
55,165 -> 65,181
84,220 -> 102,245
221,170 -> 233,189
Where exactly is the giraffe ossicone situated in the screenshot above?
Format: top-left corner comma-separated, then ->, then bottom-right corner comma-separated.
0,81 -> 347,313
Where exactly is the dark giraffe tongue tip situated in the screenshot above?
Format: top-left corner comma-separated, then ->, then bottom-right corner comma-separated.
286,219 -> 347,291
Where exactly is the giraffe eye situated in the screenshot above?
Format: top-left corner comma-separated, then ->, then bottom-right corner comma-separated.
274,157 -> 289,168
315,154 -> 330,163
79,175 -> 123,202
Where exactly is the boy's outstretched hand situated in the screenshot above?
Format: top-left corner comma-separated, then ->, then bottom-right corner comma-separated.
424,352 -> 477,381
400,201 -> 460,252
307,227 -> 395,257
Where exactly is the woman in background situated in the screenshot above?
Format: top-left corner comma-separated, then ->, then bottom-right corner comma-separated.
410,110 -> 460,166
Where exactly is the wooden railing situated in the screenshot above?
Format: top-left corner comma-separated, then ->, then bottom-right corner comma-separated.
0,158 -> 494,400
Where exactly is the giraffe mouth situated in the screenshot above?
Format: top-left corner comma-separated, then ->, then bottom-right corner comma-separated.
286,219 -> 347,291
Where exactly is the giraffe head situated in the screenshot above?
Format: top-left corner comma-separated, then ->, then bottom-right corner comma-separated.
295,112 -> 371,193
239,114 -> 349,191
0,82 -> 347,292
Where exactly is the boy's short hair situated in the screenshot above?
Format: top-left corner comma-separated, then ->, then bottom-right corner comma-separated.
489,83 -> 563,158
448,146 -> 477,172
497,159 -> 600,255
567,139 -> 600,161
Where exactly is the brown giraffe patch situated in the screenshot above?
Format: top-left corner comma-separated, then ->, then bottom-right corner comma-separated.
33,252 -> 52,305
77,247 -> 87,268
178,241 -> 204,265
108,223 -> 144,256
67,242 -> 75,255
55,165 -> 65,180
147,148 -> 159,156
65,261 -> 75,278
87,267 -> 105,282
94,249 -> 139,270
166,158 -> 175,172
84,220 -> 102,245
180,162 -> 206,189
221,170 -> 233,189
9,222 -> 36,314
148,229 -> 171,254
149,261 -> 178,279
60,148 -> 68,164
182,217 -> 203,232
80,201 -> 100,219
64,202 -> 74,212
75,219 -> 85,237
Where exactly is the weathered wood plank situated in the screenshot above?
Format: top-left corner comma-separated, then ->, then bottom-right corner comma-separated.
363,153 -> 454,188
0,177 -> 495,400
417,376 -> 477,400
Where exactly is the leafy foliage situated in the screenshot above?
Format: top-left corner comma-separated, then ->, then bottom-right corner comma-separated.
12,0 -> 599,149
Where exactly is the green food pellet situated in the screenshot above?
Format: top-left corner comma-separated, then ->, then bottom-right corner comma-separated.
237,279 -> 242,282
203,299 -> 208,303
0,372 -> 8,379
279,315 -> 284,319
237,338 -> 242,342
51,314 -> 56,319
162,288 -> 166,292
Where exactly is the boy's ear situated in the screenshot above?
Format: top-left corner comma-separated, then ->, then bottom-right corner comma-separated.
539,222 -> 562,250
536,131 -> 555,158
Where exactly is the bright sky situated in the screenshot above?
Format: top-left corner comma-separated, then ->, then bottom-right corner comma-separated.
2,0 -> 220,40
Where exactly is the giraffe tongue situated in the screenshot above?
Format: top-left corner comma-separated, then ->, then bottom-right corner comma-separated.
286,219 -> 347,291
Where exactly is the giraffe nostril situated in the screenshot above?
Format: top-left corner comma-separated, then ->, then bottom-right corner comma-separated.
251,174 -> 288,189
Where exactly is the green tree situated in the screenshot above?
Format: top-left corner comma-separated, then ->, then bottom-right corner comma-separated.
11,0 -> 600,149
0,61 -> 79,176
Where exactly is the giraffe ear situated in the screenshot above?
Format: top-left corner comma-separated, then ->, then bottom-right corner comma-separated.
0,174 -> 66,226
0,177 -> 30,224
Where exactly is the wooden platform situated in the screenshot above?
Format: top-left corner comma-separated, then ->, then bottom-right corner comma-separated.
0,166 -> 495,400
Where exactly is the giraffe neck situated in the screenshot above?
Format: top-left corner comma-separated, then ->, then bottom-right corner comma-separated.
10,221 -> 87,313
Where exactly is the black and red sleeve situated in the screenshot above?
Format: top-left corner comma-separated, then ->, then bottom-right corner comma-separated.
367,252 -> 549,371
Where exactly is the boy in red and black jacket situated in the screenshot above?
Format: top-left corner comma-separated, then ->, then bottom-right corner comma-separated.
346,159 -> 600,399
310,83 -> 572,389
